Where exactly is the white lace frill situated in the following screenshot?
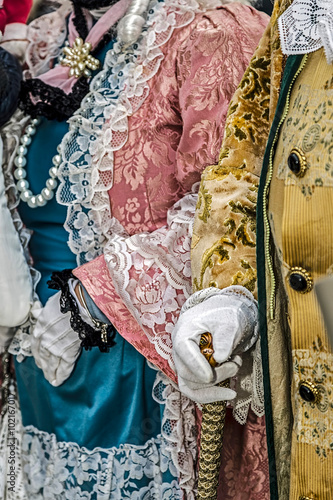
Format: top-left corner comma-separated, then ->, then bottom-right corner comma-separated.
152,370 -> 197,499
55,0 -> 208,266
180,286 -> 265,425
278,0 -> 333,63
104,189 -> 197,370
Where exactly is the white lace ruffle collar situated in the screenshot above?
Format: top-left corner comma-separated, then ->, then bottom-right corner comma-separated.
278,0 -> 333,64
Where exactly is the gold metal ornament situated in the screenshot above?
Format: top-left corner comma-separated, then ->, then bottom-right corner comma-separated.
288,266 -> 313,294
288,147 -> 308,177
60,37 -> 100,79
199,332 -> 218,368
298,380 -> 321,405
198,331 -> 228,500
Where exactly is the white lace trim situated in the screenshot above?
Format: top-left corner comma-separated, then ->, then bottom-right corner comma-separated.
229,338 -> 265,425
180,286 -> 265,425
8,330 -> 32,362
152,370 -> 197,499
278,0 -> 333,63
104,189 -> 197,368
55,0 -> 208,266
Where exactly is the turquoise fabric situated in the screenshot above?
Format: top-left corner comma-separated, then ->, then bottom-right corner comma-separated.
16,40 -> 163,451
15,345 -> 162,449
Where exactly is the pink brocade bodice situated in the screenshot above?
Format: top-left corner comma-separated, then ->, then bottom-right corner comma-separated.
110,5 -> 266,235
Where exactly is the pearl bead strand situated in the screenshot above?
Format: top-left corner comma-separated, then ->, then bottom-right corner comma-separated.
14,118 -> 61,209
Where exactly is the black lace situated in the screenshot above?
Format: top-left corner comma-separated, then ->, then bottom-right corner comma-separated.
19,78 -> 89,121
18,5 -> 118,121
72,0 -> 120,9
72,2 -> 89,39
48,269 -> 117,353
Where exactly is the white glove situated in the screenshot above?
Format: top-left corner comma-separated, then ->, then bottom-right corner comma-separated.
0,137 -> 32,332
30,286 -> 85,387
172,287 -> 258,404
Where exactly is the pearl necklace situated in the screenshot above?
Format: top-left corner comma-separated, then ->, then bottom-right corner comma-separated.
14,118 -> 61,209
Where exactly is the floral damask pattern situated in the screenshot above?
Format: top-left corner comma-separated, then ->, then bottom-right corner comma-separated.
74,3 -> 267,377
218,409 -> 269,499
293,337 -> 333,459
0,0 -> 269,494
277,83 -> 333,197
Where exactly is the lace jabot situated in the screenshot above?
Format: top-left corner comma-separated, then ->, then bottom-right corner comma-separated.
278,0 -> 333,63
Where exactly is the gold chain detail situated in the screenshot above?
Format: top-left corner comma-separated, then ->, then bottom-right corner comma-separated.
262,55 -> 308,320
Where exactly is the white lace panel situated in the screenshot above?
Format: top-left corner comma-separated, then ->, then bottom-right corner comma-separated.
229,338 -> 265,425
278,0 -> 333,63
152,370 -> 197,500
20,427 -> 181,500
55,0 -> 206,266
104,190 -> 197,368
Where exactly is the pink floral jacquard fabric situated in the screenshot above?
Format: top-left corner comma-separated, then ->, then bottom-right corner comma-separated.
74,4 -> 268,378
218,409 -> 270,499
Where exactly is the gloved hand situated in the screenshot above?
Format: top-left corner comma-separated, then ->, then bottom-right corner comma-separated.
172,286 -> 258,404
30,281 -> 90,387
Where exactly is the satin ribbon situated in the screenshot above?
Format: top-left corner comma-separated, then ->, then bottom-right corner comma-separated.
278,0 -> 333,64
38,0 -> 131,94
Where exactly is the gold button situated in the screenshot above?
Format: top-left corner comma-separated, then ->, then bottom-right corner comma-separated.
288,267 -> 313,293
299,496 -> 315,500
299,381 -> 321,404
288,147 -> 308,177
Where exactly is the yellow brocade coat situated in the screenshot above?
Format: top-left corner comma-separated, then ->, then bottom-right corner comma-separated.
191,1 -> 333,499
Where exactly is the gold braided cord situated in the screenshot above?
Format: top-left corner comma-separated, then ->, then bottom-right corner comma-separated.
197,381 -> 228,500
